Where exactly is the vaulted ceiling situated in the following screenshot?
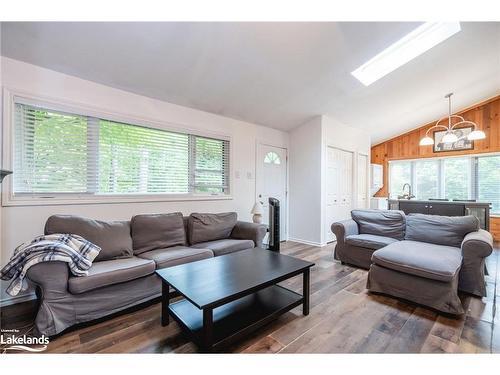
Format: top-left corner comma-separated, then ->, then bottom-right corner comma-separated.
2,22 -> 499,144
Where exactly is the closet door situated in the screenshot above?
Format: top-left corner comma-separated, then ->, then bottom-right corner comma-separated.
326,147 -> 340,242
357,153 -> 368,208
340,150 -> 354,219
326,147 -> 353,242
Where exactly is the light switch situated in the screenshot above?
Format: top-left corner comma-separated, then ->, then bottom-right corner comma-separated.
247,172 -> 253,179
235,170 -> 241,179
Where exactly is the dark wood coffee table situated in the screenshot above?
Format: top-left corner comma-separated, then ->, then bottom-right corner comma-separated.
155,248 -> 314,352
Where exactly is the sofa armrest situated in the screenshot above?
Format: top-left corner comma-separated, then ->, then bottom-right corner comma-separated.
461,229 -> 493,259
27,261 -> 70,299
331,219 -> 359,244
231,221 -> 267,248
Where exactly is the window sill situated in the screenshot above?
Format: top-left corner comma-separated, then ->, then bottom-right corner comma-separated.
2,194 -> 233,207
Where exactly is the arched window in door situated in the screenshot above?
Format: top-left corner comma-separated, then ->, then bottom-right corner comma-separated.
264,151 -> 281,165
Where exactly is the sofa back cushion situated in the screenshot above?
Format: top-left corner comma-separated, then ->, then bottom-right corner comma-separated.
351,209 -> 406,240
131,212 -> 186,255
188,212 -> 237,245
45,215 -> 133,261
405,214 -> 479,247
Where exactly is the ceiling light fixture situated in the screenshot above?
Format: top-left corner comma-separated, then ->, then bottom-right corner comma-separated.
419,93 -> 486,146
351,22 -> 461,86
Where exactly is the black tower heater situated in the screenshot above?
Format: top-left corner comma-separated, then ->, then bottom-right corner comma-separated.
268,197 -> 280,252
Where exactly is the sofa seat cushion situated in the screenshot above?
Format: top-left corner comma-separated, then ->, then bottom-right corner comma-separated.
191,239 -> 254,256
345,234 -> 398,250
68,257 -> 155,294
371,240 -> 462,282
137,246 -> 213,269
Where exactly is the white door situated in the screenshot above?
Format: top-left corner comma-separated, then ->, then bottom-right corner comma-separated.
326,147 -> 353,242
357,154 -> 368,208
256,144 -> 287,241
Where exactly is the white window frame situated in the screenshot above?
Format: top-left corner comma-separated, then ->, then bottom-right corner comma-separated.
2,88 -> 233,207
388,152 -> 500,216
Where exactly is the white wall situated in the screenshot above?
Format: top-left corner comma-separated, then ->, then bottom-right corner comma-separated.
0,57 -> 288,304
288,116 -> 323,245
289,115 -> 370,246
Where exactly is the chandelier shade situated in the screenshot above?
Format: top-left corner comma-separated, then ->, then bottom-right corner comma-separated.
419,93 -> 486,146
419,136 -> 434,146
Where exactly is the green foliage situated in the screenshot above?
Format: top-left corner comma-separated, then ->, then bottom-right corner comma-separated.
478,156 -> 500,213
17,107 -> 228,196
27,109 -> 88,193
443,158 -> 469,200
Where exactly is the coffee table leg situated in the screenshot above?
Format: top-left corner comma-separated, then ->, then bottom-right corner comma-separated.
303,268 -> 310,316
202,308 -> 213,352
161,281 -> 170,326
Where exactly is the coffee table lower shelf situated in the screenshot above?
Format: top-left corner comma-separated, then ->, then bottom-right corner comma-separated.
168,284 -> 302,351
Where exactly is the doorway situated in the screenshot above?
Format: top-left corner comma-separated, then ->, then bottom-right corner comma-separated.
256,143 -> 288,241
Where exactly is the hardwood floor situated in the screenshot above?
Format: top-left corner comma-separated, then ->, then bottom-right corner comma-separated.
2,241 -> 499,353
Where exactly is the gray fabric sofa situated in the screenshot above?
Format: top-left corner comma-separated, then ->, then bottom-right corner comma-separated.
332,209 -> 494,314
27,212 -> 266,336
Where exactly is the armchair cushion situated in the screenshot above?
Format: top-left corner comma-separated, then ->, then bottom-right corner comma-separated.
131,212 -> 186,255
405,214 -> 479,248
351,209 -> 406,240
372,240 -> 462,282
345,234 -> 398,250
45,215 -> 133,261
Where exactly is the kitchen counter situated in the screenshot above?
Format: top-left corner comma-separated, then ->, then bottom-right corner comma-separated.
388,199 -> 491,230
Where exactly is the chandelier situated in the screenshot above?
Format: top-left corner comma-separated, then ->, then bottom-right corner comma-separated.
419,93 -> 486,146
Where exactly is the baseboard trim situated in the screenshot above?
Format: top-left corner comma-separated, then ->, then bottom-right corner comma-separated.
287,237 -> 327,247
0,292 -> 36,307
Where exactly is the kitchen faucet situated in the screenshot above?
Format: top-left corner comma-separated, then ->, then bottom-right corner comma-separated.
399,183 -> 415,200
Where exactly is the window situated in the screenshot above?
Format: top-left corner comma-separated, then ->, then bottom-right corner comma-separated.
263,151 -> 281,165
389,161 -> 411,198
443,157 -> 470,200
389,155 -> 500,214
191,136 -> 230,194
477,155 -> 500,214
13,101 -> 230,199
414,160 -> 439,199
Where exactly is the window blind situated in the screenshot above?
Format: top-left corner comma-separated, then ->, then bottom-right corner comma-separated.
190,135 -> 230,194
14,103 -> 90,194
13,102 -> 230,197
389,155 -> 499,214
98,120 -> 190,194
477,155 -> 500,214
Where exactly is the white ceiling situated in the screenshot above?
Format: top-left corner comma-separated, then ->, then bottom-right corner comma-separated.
1,22 -> 499,144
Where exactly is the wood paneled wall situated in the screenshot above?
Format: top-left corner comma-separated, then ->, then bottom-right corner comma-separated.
371,95 -> 500,240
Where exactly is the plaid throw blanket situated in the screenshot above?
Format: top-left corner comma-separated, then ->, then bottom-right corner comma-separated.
0,234 -> 101,296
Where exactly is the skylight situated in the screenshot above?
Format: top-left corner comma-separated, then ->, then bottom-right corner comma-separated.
351,22 -> 461,86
